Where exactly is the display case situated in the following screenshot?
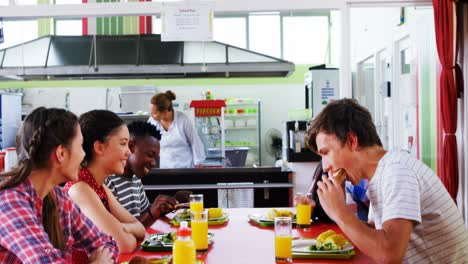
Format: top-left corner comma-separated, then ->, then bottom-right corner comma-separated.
224,98 -> 261,167
189,100 -> 226,167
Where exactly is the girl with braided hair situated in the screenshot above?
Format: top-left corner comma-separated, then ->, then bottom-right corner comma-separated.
0,107 -> 117,263
64,110 -> 145,254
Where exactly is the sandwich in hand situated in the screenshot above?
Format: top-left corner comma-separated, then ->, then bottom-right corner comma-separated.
332,169 -> 347,184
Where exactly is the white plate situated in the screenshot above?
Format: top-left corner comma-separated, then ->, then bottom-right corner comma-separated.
248,213 -> 274,222
208,213 -> 229,221
292,239 -> 354,254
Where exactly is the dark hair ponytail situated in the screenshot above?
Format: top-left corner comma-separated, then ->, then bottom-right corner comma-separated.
150,90 -> 176,112
79,110 -> 125,163
0,107 -> 79,252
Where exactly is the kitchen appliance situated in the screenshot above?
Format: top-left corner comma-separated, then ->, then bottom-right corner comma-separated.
304,64 -> 339,117
119,85 -> 156,113
264,128 -> 282,160
0,35 -> 294,80
283,120 -> 320,162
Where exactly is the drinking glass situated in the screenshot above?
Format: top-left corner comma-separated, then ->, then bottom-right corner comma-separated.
274,217 -> 292,263
189,194 -> 204,212
191,209 -> 208,252
294,192 -> 313,229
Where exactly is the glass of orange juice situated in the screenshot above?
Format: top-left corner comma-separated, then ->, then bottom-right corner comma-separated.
295,192 -> 313,229
274,217 -> 292,263
191,209 -> 208,252
189,194 -> 204,212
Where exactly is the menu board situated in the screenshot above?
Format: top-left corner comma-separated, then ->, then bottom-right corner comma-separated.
161,2 -> 214,42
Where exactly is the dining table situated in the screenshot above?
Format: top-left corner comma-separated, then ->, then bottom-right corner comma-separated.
118,208 -> 374,264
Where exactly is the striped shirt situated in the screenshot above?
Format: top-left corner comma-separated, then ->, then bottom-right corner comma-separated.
105,175 -> 150,218
368,150 -> 468,263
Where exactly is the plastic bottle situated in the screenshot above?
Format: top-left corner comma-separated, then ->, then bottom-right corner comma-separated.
0,151 -> 6,172
173,221 -> 196,264
4,147 -> 17,172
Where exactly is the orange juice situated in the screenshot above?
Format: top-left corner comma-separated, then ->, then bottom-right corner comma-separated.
296,204 -> 312,227
275,235 -> 292,259
190,201 -> 204,212
173,238 -> 196,264
173,221 -> 195,264
191,220 -> 208,251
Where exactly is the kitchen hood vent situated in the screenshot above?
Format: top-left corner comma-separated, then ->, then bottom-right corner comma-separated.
0,35 -> 294,80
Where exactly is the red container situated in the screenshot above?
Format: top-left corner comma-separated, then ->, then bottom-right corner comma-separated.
0,151 -> 6,172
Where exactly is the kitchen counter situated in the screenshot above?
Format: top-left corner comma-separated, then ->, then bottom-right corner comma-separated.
142,167 -> 292,208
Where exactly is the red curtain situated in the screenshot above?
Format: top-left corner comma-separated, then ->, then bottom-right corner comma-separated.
433,0 -> 462,201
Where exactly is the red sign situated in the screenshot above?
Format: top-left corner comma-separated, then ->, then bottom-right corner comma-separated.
190,100 -> 226,117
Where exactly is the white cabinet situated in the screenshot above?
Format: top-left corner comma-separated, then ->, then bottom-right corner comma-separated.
224,99 -> 261,167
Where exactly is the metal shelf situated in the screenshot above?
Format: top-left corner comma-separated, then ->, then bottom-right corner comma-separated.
225,114 -> 258,118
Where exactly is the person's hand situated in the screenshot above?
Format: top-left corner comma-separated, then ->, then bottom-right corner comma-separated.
150,195 -> 178,219
88,246 -> 113,264
316,175 -> 350,221
174,190 -> 192,203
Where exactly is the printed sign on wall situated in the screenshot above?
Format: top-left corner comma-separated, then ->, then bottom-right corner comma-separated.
161,2 -> 214,42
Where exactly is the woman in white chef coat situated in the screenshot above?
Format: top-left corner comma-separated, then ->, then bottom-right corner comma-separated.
148,90 -> 205,168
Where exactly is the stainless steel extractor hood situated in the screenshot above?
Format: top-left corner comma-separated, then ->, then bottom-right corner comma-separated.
0,35 -> 294,80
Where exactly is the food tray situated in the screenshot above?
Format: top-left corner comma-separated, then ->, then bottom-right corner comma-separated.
141,232 -> 214,252
171,213 -> 229,226
248,214 -> 307,227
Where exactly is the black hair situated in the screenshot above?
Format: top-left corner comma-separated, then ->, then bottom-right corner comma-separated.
127,121 -> 161,141
0,107 -> 79,252
307,98 -> 382,153
79,110 -> 125,163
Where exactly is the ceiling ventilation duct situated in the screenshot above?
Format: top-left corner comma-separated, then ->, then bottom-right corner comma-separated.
0,35 -> 294,80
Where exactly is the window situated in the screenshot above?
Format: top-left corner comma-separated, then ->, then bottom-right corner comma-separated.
55,0 -> 81,4
55,20 -> 82,36
0,20 -> 38,50
153,17 -> 161,34
214,17 -> 246,49
15,0 -> 36,5
400,47 -> 413,74
283,16 -> 329,64
248,14 -> 281,58
330,10 -> 341,67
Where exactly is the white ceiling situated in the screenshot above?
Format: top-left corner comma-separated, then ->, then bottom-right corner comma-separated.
0,0 -> 430,19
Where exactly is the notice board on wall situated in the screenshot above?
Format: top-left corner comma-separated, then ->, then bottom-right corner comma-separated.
161,2 -> 214,42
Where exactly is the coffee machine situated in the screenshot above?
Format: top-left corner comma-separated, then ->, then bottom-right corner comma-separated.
283,120 -> 320,162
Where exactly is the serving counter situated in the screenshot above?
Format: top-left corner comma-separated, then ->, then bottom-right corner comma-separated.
142,167 -> 293,208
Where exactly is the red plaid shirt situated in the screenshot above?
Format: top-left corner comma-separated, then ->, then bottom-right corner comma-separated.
0,179 -> 118,263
